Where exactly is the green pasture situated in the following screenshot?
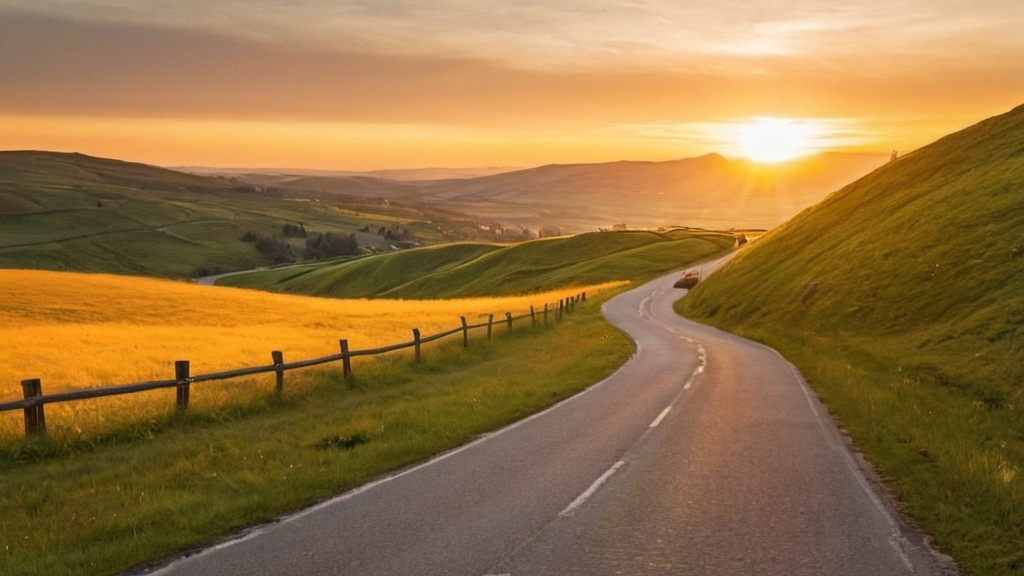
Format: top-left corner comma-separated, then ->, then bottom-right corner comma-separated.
220,229 -> 737,297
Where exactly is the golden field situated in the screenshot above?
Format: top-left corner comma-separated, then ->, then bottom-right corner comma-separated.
0,269 -> 617,441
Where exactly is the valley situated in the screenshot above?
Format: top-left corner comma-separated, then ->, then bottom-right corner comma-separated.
0,150 -> 880,280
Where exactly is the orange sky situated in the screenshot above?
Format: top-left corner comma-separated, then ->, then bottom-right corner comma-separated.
2,1 -> 1023,170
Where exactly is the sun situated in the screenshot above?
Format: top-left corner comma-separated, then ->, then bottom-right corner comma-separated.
735,117 -> 817,163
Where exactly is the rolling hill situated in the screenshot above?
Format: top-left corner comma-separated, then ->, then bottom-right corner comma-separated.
677,103 -> 1024,575
220,229 -> 738,298
0,151 -> 504,278
1,150 -> 876,279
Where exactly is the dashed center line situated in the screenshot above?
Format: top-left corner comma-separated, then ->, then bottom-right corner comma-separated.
560,460 -> 626,516
650,406 -> 672,428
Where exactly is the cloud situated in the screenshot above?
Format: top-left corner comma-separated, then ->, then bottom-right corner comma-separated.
4,0 -> 1023,72
2,0 -> 1023,168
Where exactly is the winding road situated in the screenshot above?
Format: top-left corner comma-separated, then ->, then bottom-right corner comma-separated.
145,266 -> 952,575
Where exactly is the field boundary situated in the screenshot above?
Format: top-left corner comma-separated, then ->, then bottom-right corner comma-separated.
1,293 -> 586,440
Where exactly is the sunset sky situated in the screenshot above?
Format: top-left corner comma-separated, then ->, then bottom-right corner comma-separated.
2,1 -> 1023,170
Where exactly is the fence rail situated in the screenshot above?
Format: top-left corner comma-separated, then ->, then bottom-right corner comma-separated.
1,292 -> 586,439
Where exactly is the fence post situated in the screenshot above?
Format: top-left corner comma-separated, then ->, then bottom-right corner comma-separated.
582,291 -> 587,303
487,314 -> 494,341
506,312 -> 513,334
272,351 -> 284,395
544,303 -> 549,326
461,316 -> 469,348
175,360 -> 190,413
558,299 -> 564,320
339,339 -> 352,378
21,378 -> 46,438
530,305 -> 536,327
413,328 -> 422,363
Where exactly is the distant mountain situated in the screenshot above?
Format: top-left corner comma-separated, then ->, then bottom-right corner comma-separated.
416,152 -> 888,231
181,166 -> 518,181
678,104 -> 1024,574
231,152 -> 888,232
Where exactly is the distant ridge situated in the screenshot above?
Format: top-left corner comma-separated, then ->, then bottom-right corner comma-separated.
225,151 -> 887,231
179,165 -> 519,181
7,149 -> 887,232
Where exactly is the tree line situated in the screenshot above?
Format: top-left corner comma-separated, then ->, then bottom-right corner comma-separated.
241,223 -> 359,263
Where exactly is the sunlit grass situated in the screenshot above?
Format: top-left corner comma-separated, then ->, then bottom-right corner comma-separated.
0,269 -> 620,444
221,229 -> 736,298
0,286 -> 634,576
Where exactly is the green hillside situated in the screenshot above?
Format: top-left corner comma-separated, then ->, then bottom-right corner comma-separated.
0,151 -> 496,278
678,104 -> 1024,575
222,229 -> 737,298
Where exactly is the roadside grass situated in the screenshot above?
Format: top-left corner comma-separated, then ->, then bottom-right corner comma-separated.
677,104 -> 1024,576
0,269 -> 618,445
0,290 -> 634,576
716,330 -> 1024,575
220,229 -> 736,298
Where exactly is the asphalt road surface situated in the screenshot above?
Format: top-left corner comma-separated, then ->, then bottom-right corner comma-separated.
145,267 -> 953,576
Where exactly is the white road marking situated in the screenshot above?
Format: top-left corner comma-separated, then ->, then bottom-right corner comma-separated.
560,460 -> 626,516
638,295 -> 652,316
650,406 -> 672,428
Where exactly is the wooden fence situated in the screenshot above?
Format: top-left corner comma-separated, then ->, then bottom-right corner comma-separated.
1,293 -> 586,439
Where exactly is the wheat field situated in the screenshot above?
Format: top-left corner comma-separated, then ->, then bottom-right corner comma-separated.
0,269 -> 618,442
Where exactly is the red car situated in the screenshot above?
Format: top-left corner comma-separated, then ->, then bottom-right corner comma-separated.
674,271 -> 700,289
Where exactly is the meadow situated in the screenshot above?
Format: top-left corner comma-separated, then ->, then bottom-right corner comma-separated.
0,277 -> 634,576
0,269 -> 619,446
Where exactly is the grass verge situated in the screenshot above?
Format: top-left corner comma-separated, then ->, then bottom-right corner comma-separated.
673,310 -> 1024,575
0,291 -> 634,576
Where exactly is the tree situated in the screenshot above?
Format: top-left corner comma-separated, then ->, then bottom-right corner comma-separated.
241,230 -> 296,263
305,231 -> 359,259
282,223 -> 308,238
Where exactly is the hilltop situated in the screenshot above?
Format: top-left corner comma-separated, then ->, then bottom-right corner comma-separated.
0,151 -> 502,278
678,103 -> 1024,575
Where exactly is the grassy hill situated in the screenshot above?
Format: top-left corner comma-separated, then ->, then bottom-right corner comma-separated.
677,104 -> 1024,575
220,229 -> 738,298
0,151 -> 500,278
